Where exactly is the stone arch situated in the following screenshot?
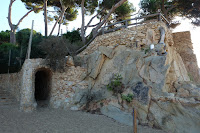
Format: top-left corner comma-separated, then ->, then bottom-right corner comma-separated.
20,59 -> 53,112
34,67 -> 52,107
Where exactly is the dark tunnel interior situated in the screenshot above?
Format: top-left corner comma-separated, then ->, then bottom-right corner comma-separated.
35,70 -> 51,107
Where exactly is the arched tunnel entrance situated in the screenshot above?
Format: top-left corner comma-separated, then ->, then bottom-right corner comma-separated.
35,68 -> 51,107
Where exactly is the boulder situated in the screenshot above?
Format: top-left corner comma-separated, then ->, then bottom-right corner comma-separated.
154,44 -> 166,55
177,88 -> 190,98
90,88 -> 112,102
99,46 -> 115,59
113,50 -> 131,71
87,51 -> 105,79
149,99 -> 200,133
131,82 -> 151,105
66,56 -> 74,66
138,56 -> 169,90
146,29 -> 156,45
101,105 -> 133,126
72,88 -> 89,105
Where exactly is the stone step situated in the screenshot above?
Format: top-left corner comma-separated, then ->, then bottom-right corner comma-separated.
0,90 -> 7,91
0,94 -> 11,97
0,99 -> 16,102
0,91 -> 8,93
0,102 -> 16,105
0,92 -> 9,94
0,91 -> 13,97
0,89 -> 18,107
0,97 -> 15,100
0,103 -> 18,107
0,101 -> 16,104
0,92 -> 13,95
0,100 -> 17,106
0,90 -> 11,92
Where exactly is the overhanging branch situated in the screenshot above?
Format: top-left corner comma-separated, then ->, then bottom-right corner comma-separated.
84,8 -> 105,32
92,0 -> 127,36
16,7 -> 43,29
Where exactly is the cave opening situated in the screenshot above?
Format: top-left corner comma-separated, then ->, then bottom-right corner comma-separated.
35,69 -> 51,107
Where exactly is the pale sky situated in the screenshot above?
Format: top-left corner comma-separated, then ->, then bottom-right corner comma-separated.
0,0 -> 200,67
0,0 -> 138,34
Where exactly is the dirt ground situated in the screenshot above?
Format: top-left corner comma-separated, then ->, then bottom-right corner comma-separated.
0,104 -> 166,133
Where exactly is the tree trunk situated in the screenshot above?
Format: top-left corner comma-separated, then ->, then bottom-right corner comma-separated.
82,8 -> 104,39
44,0 -> 48,37
8,0 -> 15,44
49,7 -> 66,36
161,0 -> 169,20
8,0 -> 41,44
57,22 -> 62,36
81,0 -> 86,44
92,0 -> 127,37
57,14 -> 64,36
10,29 -> 16,44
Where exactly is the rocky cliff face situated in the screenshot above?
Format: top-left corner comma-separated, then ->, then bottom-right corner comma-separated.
1,21 -> 199,132
49,22 -> 200,133
173,31 -> 200,82
75,45 -> 200,133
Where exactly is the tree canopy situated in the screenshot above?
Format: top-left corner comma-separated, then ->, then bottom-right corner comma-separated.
79,0 -> 135,44
140,0 -> 200,26
0,31 -> 10,45
177,0 -> 200,26
98,1 -> 135,22
21,0 -> 79,36
7,0 -> 135,47
8,0 -> 43,44
0,28 -> 43,74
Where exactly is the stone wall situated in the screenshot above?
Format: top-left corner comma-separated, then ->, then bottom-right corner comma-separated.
20,59 -> 52,112
0,72 -> 21,101
50,66 -> 87,109
0,57 -> 87,111
173,31 -> 200,82
80,21 -> 174,56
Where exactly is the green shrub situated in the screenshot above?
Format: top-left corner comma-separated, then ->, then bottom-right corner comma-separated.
63,30 -> 81,43
39,37 -> 69,71
0,43 -> 17,53
73,56 -> 83,66
144,48 -> 150,54
121,93 -> 134,103
0,43 -> 20,73
107,74 -> 124,94
188,73 -> 194,81
0,30 -> 10,44
16,28 -> 44,59
141,47 -> 150,54
67,41 -> 84,55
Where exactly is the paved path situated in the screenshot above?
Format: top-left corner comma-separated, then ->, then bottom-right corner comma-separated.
0,104 -> 166,133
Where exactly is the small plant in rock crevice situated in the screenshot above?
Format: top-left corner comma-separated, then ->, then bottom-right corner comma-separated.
121,93 -> 134,103
188,73 -> 194,81
82,91 -> 102,114
107,74 -> 124,94
141,47 -> 150,54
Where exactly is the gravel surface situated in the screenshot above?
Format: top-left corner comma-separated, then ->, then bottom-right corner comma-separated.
0,105 -> 166,133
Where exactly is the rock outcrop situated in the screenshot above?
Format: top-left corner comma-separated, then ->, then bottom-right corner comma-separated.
67,22 -> 200,133
76,43 -> 200,132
